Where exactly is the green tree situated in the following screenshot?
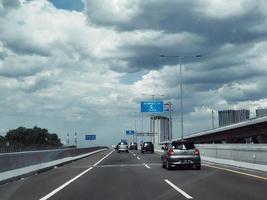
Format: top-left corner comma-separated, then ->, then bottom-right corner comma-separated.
0,135 -> 5,143
5,126 -> 62,146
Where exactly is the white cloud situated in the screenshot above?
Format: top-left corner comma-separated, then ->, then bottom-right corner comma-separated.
83,0 -> 139,24
119,30 -> 205,47
195,0 -> 256,19
1,0 -> 267,145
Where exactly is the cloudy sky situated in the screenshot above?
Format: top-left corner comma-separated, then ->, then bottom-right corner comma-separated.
1,0 -> 267,146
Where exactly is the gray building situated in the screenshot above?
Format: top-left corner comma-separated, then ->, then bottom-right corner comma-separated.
219,109 -> 250,127
256,108 -> 267,118
150,116 -> 170,144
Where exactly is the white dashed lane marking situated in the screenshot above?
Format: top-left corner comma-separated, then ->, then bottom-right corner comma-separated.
164,179 -> 193,199
143,163 -> 150,169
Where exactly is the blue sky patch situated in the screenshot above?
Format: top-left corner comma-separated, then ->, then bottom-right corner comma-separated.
48,0 -> 84,11
120,71 -> 146,85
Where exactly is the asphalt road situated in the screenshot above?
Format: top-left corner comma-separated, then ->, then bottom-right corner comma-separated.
0,149 -> 266,200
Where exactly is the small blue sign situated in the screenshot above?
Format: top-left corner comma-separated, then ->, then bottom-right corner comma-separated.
126,130 -> 135,135
141,101 -> 164,113
85,134 -> 96,141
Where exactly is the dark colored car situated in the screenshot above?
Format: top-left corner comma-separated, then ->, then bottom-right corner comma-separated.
161,140 -> 201,170
141,142 -> 154,153
129,142 -> 138,150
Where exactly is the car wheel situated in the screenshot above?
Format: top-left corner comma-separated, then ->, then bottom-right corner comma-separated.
127,150 -> 129,153
166,160 -> 171,170
141,151 -> 144,153
118,150 -> 120,153
196,164 -> 201,170
162,161 -> 166,168
151,151 -> 154,153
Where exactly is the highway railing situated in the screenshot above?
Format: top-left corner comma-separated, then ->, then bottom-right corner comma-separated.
155,143 -> 267,171
0,143 -> 76,153
0,146 -> 107,173
196,144 -> 267,166
0,146 -> 108,184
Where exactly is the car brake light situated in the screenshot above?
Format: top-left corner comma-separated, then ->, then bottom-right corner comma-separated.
167,148 -> 174,156
195,148 -> 200,156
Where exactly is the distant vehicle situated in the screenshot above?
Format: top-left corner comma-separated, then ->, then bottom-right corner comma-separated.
141,142 -> 154,153
129,142 -> 138,150
117,142 -> 129,153
161,140 -> 201,170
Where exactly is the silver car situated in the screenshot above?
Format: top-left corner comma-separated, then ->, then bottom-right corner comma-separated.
117,142 -> 129,153
161,140 -> 201,170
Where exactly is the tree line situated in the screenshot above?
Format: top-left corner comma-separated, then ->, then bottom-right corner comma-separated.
0,126 -> 62,146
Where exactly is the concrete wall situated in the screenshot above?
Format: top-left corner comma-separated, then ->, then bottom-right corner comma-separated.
156,143 -> 267,171
196,144 -> 267,171
0,147 -> 106,173
196,144 -> 267,165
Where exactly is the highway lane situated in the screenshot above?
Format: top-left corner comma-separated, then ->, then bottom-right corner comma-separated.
137,151 -> 267,200
0,149 -> 266,200
0,150 -> 110,200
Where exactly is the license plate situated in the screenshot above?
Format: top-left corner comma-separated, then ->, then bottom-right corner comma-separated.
181,159 -> 189,163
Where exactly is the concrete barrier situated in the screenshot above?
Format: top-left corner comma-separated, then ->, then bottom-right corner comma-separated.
0,147 -> 108,184
196,144 -> 267,164
0,147 -> 106,173
155,144 -> 267,171
196,144 -> 267,171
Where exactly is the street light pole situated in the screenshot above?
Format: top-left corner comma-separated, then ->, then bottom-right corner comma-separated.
134,119 -> 137,143
179,57 -> 184,139
212,109 -> 215,129
67,133 -> 69,146
160,54 -> 202,140
75,132 -> 77,147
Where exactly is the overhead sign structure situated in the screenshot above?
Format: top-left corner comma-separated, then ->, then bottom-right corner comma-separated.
85,134 -> 96,141
126,130 -> 135,135
141,101 -> 164,113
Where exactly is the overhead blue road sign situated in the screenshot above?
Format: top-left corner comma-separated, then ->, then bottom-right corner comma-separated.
126,130 -> 135,135
85,134 -> 96,141
141,101 -> 164,113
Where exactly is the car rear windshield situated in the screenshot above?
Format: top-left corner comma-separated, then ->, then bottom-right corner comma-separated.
145,142 -> 152,143
119,142 -> 127,145
172,142 -> 195,150
144,142 -> 153,145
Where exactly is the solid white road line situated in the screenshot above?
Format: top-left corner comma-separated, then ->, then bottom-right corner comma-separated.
137,156 -> 140,160
203,164 -> 267,181
164,179 -> 193,199
93,150 -> 114,166
39,150 -> 114,200
143,163 -> 150,169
